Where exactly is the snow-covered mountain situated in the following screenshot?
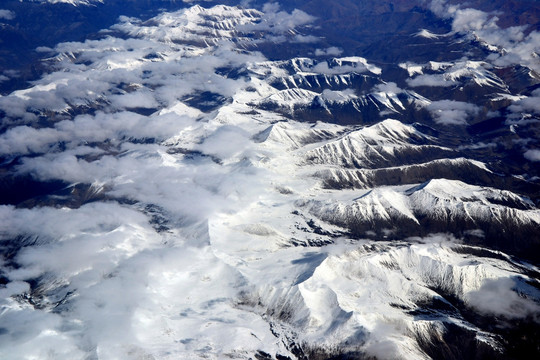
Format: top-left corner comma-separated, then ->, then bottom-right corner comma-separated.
21,0 -> 103,4
0,1 -> 539,359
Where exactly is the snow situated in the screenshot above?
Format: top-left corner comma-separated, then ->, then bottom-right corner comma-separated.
406,60 -> 508,89
313,157 -> 492,190
399,62 -> 424,76
255,120 -> 342,150
334,56 -> 382,75
429,61 -> 453,71
444,61 -> 507,89
0,3 -> 539,360
305,178 -> 540,230
264,88 -> 318,106
248,57 -> 380,82
415,29 -> 446,39
303,119 -> 447,169
27,0 -> 103,5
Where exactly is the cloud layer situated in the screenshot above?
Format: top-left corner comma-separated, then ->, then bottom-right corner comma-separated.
0,5 -> 316,358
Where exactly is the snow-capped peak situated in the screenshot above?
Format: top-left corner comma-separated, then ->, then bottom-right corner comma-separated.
27,0 -> 104,5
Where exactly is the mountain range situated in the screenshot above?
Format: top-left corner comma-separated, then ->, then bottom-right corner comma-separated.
0,1 -> 539,359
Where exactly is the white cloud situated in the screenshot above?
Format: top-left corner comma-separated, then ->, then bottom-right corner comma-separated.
452,8 -> 496,32
467,277 -> 540,319
373,82 -> 402,93
0,126 -> 63,155
315,47 -> 343,57
292,34 -> 319,43
508,89 -> 540,115
427,0 -> 451,17
426,0 -> 540,72
238,3 -> 316,35
427,100 -> 480,125
320,88 -> 357,102
464,229 -> 485,238
0,110 -> 198,156
1,3 -> 539,359
0,4 -> 310,359
407,74 -> 458,87
524,149 -> 540,162
0,9 -> 15,20
458,142 -> 496,150
196,125 -> 252,160
108,89 -> 160,109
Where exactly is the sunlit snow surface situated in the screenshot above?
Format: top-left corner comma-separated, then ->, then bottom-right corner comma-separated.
18,0 -> 104,5
0,3 -> 539,360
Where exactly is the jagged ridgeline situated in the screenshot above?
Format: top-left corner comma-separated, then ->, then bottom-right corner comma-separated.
0,1 -> 539,360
